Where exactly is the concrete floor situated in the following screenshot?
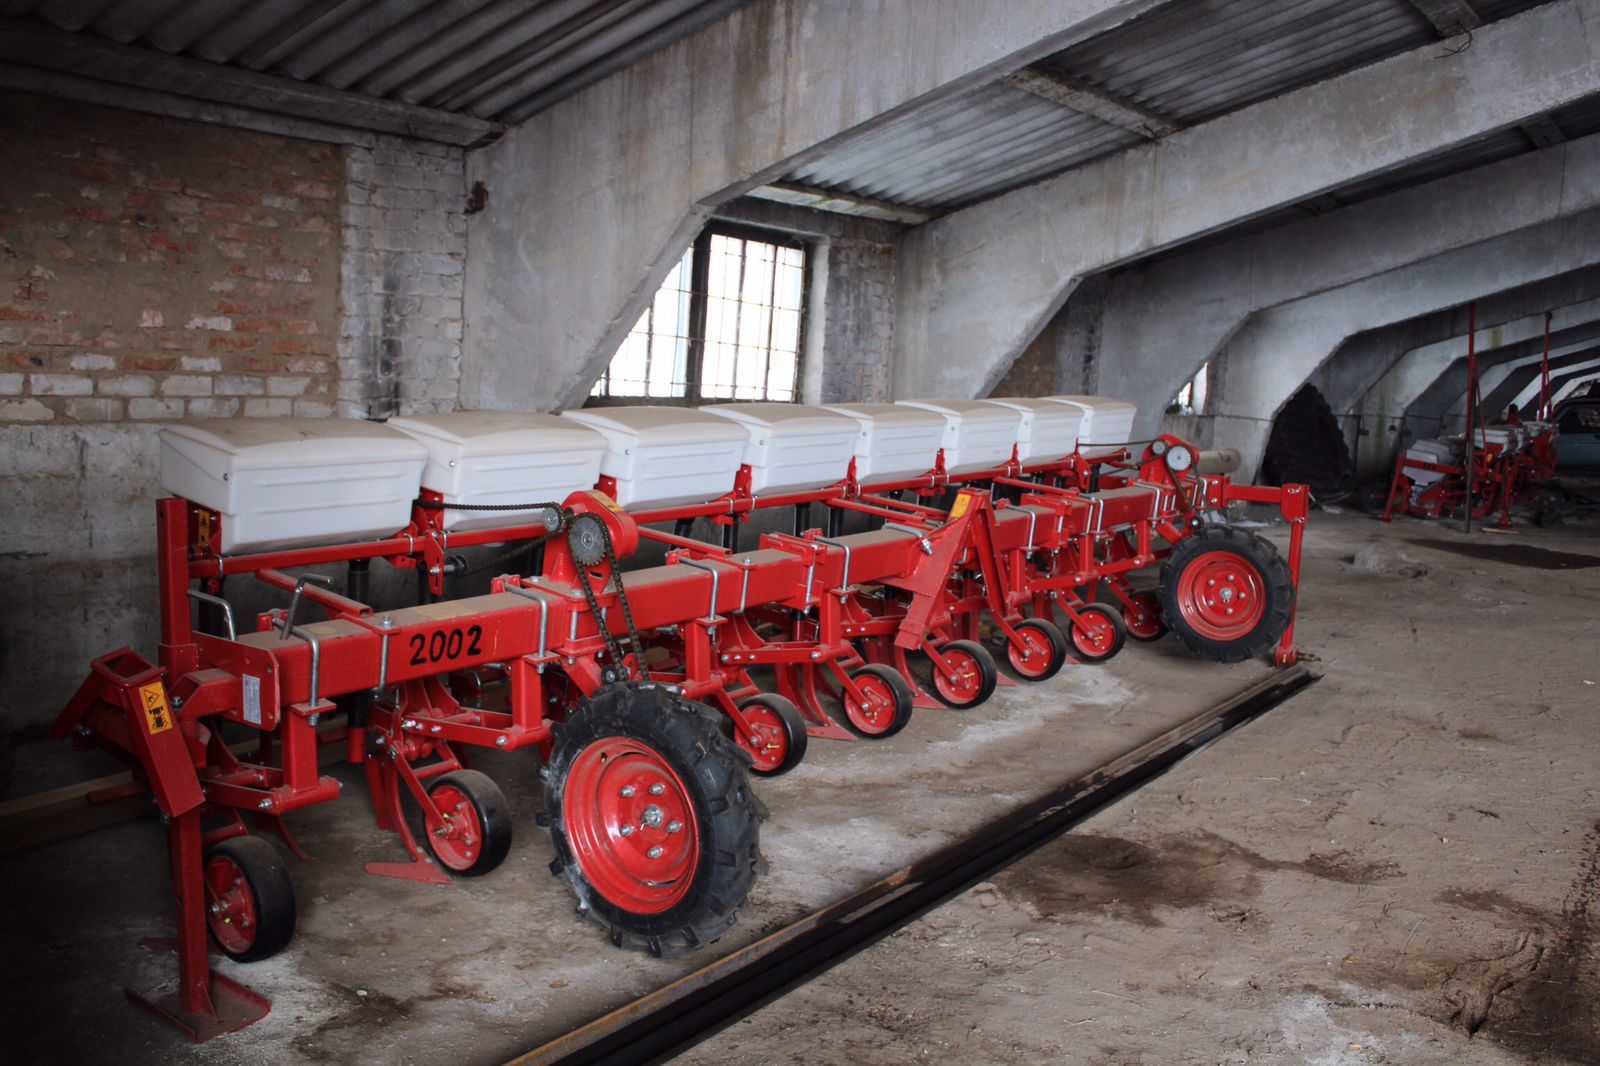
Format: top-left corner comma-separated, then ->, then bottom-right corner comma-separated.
2,507 -> 1596,1065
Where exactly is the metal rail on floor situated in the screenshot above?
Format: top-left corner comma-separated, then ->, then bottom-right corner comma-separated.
510,664 -> 1321,1066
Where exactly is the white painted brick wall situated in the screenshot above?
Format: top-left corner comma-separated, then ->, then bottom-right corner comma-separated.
339,134 -> 467,418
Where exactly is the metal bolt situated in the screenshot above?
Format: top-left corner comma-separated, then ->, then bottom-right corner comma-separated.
641,804 -> 664,828
257,799 -> 272,811
496,735 -> 508,747
648,783 -> 665,796
646,846 -> 664,859
379,615 -> 394,629
620,785 -> 636,798
430,725 -> 442,734
619,824 -> 635,837
666,820 -> 683,833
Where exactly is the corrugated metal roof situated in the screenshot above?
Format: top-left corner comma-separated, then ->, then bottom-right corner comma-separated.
782,0 -> 1554,213
3,0 -> 756,124
1038,0 -> 1431,125
788,81 -> 1140,211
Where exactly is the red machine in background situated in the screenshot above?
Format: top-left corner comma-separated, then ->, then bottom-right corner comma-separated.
1383,303 -> 1560,528
52,399 -> 1308,1042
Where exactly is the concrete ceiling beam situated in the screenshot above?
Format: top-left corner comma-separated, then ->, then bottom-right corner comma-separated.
1406,0 -> 1481,37
460,0 -> 1168,410
1002,67 -> 1178,139
891,0 -> 1600,404
0,16 -> 504,147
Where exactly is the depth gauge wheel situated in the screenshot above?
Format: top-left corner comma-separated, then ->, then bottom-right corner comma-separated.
545,684 -> 762,955
1158,526 -> 1294,663
734,693 -> 808,777
1119,591 -> 1168,642
929,640 -> 998,709
1007,618 -> 1069,680
837,663 -> 915,738
424,769 -> 512,876
203,836 -> 296,962
1068,603 -> 1126,663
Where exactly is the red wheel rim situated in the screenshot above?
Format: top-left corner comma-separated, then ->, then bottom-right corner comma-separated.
563,738 -> 700,914
1008,626 -> 1057,678
204,855 -> 257,956
1175,552 -> 1266,641
932,649 -> 982,705
844,673 -> 898,735
1123,593 -> 1163,639
736,702 -> 787,773
425,784 -> 484,872
1071,613 -> 1115,657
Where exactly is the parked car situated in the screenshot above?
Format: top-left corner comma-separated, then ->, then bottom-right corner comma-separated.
1553,393 -> 1600,470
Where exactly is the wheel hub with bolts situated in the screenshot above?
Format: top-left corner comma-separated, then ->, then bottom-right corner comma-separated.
1182,556 -> 1265,636
563,736 -> 702,914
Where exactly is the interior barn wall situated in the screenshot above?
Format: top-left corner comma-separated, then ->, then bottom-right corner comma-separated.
711,198 -> 902,404
0,92 -> 466,734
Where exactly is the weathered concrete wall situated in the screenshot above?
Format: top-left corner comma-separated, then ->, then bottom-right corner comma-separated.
713,198 -> 903,403
0,93 -> 467,731
338,136 -> 467,418
461,0 -> 1159,412
892,0 -> 1600,402
990,276 -> 1103,399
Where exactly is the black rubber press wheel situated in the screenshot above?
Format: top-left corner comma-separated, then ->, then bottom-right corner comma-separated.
204,836 -> 296,962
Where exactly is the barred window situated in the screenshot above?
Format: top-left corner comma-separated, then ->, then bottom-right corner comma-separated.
592,225 -> 808,403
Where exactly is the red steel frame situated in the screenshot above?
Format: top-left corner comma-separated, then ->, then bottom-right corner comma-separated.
52,425 -> 1309,1042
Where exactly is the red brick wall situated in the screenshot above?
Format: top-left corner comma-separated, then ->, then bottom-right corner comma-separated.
0,92 -> 340,423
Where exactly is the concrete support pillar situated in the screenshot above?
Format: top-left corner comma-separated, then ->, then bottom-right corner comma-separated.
459,0 -> 1157,411
892,0 -> 1600,403
1202,207 -> 1600,479
1485,348 -> 1600,416
1319,268 -> 1600,422
1404,327 -> 1600,430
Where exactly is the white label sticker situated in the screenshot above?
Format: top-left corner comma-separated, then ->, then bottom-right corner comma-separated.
242,673 -> 261,726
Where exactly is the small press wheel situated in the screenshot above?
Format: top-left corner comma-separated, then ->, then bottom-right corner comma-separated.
204,836 -> 296,962
423,769 -> 512,876
929,640 -> 998,709
1119,591 -> 1169,642
734,693 -> 809,777
1069,603 -> 1127,663
1007,618 -> 1069,680
839,664 -> 915,738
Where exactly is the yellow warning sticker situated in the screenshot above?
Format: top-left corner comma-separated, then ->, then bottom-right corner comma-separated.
950,492 -> 973,519
139,682 -> 174,735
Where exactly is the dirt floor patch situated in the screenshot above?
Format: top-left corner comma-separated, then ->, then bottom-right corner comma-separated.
994,830 -> 1407,927
1407,538 -> 1600,570
1474,821 -> 1600,1062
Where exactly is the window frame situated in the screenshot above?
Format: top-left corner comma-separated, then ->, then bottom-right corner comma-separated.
587,221 -> 812,407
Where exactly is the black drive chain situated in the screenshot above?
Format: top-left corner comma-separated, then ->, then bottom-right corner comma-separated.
571,516 -> 646,683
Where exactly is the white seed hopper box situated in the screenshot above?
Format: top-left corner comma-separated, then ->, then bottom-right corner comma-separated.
387,412 -> 606,531
1405,438 -> 1458,486
982,397 -> 1085,463
159,418 -> 427,553
699,403 -> 859,494
895,399 -> 1023,474
820,403 -> 946,484
560,406 -> 749,508
1045,396 -> 1138,458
